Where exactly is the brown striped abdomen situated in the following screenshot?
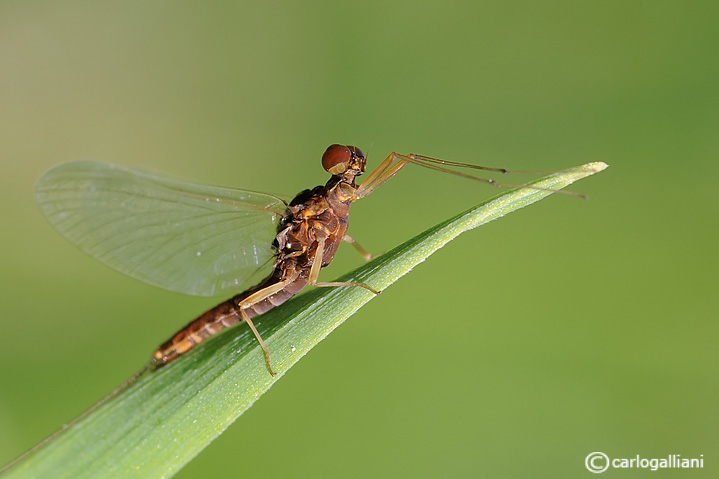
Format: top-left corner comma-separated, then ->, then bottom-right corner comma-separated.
152,275 -> 308,366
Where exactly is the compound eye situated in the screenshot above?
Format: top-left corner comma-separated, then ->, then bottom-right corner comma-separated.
347,145 -> 365,160
321,144 -> 351,175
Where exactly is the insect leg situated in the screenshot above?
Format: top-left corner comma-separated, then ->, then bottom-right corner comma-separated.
311,237 -> 380,294
355,152 -> 410,199
240,309 -> 276,376
342,234 -> 379,261
234,269 -> 301,375
359,152 -> 588,199
236,269 -> 300,307
356,151 -> 397,190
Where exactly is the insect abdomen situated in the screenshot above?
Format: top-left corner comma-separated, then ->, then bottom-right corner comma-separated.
153,299 -> 241,365
152,276 -> 307,366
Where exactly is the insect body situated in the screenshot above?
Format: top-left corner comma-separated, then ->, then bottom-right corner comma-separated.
37,145 -> 399,375
37,144 -> 569,375
152,145 -> 377,374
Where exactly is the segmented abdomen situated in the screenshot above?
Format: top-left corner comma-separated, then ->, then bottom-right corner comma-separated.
153,274 -> 307,365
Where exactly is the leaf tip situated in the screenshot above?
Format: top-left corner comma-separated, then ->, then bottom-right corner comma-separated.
583,162 -> 609,174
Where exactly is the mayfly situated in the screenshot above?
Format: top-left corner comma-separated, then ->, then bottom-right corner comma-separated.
36,145 -> 581,375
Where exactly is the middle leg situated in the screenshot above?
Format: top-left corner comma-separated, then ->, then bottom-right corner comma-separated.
310,237 -> 381,294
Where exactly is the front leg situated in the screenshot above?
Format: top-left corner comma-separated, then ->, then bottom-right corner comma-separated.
354,152 -> 411,199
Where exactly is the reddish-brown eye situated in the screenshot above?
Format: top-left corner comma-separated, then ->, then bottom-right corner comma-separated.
321,144 -> 351,175
346,145 -> 365,160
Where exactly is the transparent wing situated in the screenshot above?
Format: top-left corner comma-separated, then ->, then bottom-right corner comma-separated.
36,161 -> 287,297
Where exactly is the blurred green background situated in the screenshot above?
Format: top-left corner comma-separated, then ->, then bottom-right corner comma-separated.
1,1 -> 716,477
